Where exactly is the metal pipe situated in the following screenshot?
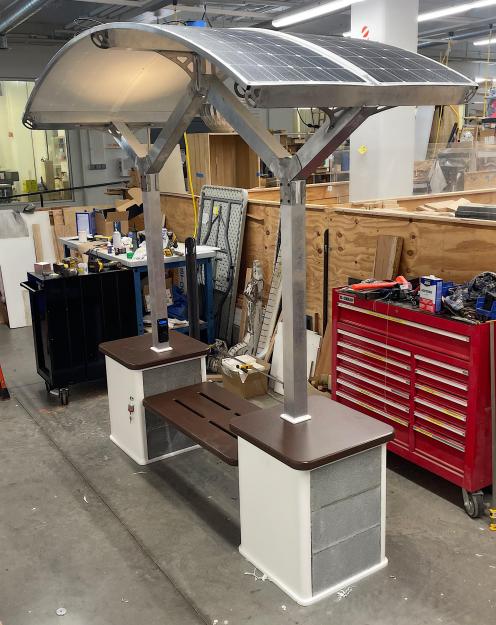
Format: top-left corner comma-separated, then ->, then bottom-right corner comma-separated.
185,237 -> 200,340
419,27 -> 494,49
490,322 -> 496,513
0,0 -> 54,34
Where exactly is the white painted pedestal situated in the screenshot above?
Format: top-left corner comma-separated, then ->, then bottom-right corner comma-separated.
100,332 -> 208,465
231,395 -> 394,606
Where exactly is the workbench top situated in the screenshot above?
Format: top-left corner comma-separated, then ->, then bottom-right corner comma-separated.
60,237 -> 218,266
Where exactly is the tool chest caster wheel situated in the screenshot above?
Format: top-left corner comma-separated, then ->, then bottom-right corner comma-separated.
462,489 -> 484,518
59,387 -> 69,406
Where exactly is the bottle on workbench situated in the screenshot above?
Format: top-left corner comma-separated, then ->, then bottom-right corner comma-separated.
112,222 -> 121,250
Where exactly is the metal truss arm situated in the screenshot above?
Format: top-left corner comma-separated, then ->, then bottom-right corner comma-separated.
206,77 -> 291,179
287,106 -> 382,181
147,83 -> 206,174
108,121 -> 148,163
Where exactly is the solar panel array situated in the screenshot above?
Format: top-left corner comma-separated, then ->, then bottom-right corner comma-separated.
167,27 -> 365,84
293,34 -> 473,85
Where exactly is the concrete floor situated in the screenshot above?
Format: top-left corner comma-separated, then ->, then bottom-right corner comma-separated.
0,325 -> 495,625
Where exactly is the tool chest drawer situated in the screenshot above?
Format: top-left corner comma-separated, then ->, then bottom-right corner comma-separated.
332,288 -> 493,495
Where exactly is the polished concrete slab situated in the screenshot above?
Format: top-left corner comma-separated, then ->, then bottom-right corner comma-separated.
1,324 -> 495,625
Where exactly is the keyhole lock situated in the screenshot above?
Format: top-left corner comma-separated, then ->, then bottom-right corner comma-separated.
128,396 -> 135,423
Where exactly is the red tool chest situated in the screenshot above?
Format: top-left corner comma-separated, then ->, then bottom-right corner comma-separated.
331,288 -> 493,517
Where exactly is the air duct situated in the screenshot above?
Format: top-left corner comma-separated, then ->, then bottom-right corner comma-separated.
419,27 -> 494,49
0,0 -> 53,35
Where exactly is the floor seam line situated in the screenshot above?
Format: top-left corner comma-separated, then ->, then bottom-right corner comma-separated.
12,393 -> 211,625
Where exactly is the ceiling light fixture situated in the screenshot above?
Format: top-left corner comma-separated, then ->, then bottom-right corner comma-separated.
418,0 -> 496,23
474,36 -> 496,45
272,0 -> 365,29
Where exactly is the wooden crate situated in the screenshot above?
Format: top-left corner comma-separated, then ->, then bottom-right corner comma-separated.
186,133 -> 260,195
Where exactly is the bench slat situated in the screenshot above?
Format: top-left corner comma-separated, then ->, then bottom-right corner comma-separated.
143,382 -> 259,465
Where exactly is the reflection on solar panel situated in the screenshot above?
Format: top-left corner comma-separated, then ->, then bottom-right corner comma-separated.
293,33 -> 472,85
170,27 -> 365,84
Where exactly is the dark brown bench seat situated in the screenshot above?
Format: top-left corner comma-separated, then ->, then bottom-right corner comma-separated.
143,382 -> 259,465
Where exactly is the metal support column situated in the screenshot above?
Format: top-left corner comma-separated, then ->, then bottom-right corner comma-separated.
279,178 -> 310,423
141,173 -> 170,351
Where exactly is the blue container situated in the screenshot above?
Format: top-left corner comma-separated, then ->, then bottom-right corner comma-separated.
476,296 -> 496,320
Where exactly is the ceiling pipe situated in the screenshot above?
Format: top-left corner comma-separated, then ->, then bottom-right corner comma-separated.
0,0 -> 54,35
419,27 -> 493,48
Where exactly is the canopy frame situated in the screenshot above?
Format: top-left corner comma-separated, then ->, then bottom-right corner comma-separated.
108,65 -> 389,422
25,24 -> 476,423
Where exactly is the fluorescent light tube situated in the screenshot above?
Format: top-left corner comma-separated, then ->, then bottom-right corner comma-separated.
474,37 -> 496,45
342,30 -> 352,37
419,0 -> 496,23
272,0 -> 365,29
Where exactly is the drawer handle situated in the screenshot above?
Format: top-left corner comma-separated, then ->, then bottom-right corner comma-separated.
415,368 -> 468,391
336,390 -> 409,427
414,412 -> 466,438
338,303 -> 470,343
337,378 -> 409,413
337,328 -> 411,356
414,397 -> 466,422
415,355 -> 468,376
415,384 -> 467,407
337,366 -> 409,399
337,341 -> 410,370
336,354 -> 410,384
413,425 -> 465,452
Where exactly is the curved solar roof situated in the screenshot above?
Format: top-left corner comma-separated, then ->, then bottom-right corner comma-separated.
24,23 -> 476,129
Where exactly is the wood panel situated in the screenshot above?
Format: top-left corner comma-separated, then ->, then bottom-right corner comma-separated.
160,193 -> 198,241
247,181 -> 349,203
464,170 -> 496,191
186,133 -> 260,194
162,186 -> 496,340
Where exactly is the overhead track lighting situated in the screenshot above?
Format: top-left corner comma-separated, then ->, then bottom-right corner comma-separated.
474,36 -> 496,45
418,0 -> 496,23
272,0 -> 365,29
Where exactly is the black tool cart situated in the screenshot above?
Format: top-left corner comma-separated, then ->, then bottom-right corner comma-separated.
21,269 -> 137,405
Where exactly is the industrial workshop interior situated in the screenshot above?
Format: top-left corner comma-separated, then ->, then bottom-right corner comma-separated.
3,1 -> 496,624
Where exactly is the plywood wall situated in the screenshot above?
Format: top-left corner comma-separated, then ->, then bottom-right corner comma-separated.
161,185 -> 496,337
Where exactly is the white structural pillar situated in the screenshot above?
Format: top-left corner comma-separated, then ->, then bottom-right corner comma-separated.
349,0 -> 419,202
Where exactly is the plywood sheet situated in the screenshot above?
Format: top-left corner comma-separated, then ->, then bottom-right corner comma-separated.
373,235 -> 403,280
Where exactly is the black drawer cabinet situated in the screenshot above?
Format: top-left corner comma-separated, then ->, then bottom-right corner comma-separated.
22,270 -> 137,404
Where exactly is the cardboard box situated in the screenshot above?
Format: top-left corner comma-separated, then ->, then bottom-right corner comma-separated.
221,356 -> 269,399
95,210 -> 129,237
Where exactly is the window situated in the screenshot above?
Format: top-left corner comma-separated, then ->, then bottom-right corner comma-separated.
0,80 -> 72,202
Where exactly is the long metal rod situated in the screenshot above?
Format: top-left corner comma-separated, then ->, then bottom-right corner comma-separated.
141,173 -> 169,350
185,237 -> 200,340
0,0 -> 53,34
279,178 -> 309,422
490,321 -> 496,511
207,77 -> 291,179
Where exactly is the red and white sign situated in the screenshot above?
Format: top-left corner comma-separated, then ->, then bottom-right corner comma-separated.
361,25 -> 370,39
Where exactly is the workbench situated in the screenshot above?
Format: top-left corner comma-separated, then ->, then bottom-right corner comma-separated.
60,237 -> 217,342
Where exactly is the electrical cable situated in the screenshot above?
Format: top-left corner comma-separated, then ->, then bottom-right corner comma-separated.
202,2 -> 213,26
297,108 -> 319,130
183,132 -> 198,238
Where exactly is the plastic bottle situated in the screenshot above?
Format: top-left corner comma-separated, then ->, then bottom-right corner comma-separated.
112,222 -> 121,249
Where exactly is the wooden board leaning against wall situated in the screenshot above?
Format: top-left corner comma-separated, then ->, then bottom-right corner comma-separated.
161,183 -> 496,340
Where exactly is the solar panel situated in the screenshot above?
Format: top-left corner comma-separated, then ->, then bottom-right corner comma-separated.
291,34 -> 472,85
167,27 -> 365,85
